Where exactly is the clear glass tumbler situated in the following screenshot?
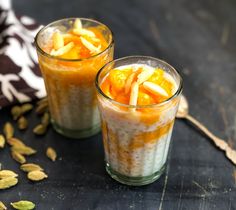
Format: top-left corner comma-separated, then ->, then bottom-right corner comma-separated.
95,56 -> 182,185
35,18 -> 114,139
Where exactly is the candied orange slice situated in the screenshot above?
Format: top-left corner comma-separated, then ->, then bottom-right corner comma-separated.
115,94 -> 129,104
159,79 -> 174,96
63,34 -> 82,45
100,78 -> 113,99
60,45 -> 80,59
109,69 -> 132,92
147,68 -> 164,83
137,91 -> 155,105
143,81 -> 168,97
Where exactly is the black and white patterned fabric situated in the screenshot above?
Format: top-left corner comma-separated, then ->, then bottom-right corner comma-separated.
0,0 -> 46,108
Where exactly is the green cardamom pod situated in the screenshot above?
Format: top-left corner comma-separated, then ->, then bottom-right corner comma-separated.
0,135 -> 5,148
27,170 -> 48,181
0,170 -> 18,179
20,163 -> 43,172
41,112 -> 50,127
11,151 -> 26,164
17,116 -> 28,130
11,200 -> 35,210
35,102 -> 48,115
0,201 -> 7,210
21,103 -> 33,115
7,137 -> 25,147
11,106 -> 22,120
0,177 -> 18,190
11,145 -> 36,156
46,147 -> 57,161
3,122 -> 14,139
33,124 -> 47,135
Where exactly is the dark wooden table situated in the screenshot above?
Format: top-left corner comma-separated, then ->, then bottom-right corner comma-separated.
1,0 -> 236,209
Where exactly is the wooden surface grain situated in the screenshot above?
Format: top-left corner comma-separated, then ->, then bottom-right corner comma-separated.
0,0 -> 235,209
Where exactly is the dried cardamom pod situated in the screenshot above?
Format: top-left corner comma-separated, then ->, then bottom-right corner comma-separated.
11,151 -> 26,164
27,170 -> 47,181
11,106 -> 22,120
0,177 -> 18,189
37,97 -> 48,106
0,170 -> 18,179
11,200 -> 35,210
0,135 -> 5,148
33,124 -> 47,135
7,137 -> 25,147
17,116 -> 28,130
20,163 -> 43,172
3,122 -> 14,139
11,145 -> 36,156
0,201 -> 7,210
21,103 -> 33,115
35,102 -> 48,115
46,147 -> 57,161
41,112 -> 50,127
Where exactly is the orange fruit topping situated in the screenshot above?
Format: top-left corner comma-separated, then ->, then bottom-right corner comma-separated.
44,19 -> 108,60
108,69 -> 132,92
100,65 -> 176,107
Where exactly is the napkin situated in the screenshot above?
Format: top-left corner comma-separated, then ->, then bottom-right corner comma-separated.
0,0 -> 46,108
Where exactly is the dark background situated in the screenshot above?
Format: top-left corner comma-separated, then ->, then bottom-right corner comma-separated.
0,0 -> 235,209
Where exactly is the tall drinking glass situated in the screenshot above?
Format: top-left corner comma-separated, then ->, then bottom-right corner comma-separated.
96,56 -> 182,185
35,18 -> 114,138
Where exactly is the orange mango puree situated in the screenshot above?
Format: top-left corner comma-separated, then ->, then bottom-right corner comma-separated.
102,120 -> 174,169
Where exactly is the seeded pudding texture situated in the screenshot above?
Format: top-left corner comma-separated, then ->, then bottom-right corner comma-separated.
98,64 -> 180,177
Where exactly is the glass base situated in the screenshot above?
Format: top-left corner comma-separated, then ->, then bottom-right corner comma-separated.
105,163 -> 165,186
51,120 -> 101,139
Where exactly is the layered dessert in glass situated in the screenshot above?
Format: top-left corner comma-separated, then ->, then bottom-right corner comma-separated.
35,18 -> 114,138
96,56 -> 182,185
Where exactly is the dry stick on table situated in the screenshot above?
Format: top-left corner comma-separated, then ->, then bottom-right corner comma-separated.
176,95 -> 236,165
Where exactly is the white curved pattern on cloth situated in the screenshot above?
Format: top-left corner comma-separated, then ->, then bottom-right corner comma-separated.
0,73 -> 30,102
0,0 -> 46,107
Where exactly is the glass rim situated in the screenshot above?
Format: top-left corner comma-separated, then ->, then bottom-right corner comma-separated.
35,17 -> 114,62
95,55 -> 183,109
